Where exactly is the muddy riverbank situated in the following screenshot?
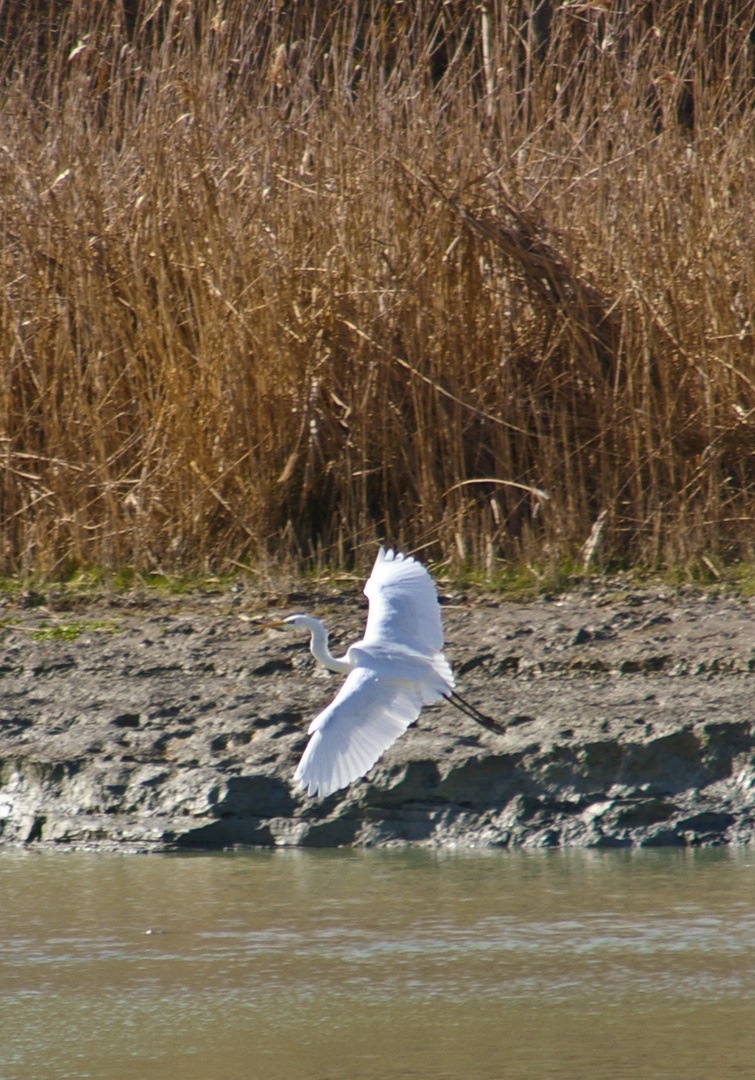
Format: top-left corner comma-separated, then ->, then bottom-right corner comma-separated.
1,579 -> 754,851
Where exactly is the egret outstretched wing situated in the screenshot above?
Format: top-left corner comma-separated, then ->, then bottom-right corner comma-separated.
287,547 -> 503,799
362,548 -> 444,656
293,666 -> 428,798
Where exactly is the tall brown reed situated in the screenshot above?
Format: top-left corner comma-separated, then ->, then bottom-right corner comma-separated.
1,1 -> 755,578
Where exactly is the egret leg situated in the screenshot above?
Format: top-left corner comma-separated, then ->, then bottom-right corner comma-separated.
443,690 -> 507,735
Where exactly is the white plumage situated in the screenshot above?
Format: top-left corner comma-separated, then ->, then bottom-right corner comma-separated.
362,547 -> 444,655
293,667 -> 429,798
289,548 -> 454,797
279,547 -> 504,799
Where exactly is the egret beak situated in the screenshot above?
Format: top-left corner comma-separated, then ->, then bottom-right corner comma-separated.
237,617 -> 289,631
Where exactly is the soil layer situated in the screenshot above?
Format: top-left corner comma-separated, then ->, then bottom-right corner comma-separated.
1,581 -> 754,851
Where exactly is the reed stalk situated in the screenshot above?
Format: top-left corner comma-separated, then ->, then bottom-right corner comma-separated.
1,1 -> 754,577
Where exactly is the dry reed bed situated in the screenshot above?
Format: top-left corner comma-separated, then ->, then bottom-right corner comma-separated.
1,1 -> 755,578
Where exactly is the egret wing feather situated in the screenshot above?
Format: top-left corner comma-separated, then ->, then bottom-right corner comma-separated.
293,666 -> 425,798
362,548 -> 444,656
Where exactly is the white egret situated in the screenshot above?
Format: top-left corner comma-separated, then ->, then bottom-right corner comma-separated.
279,547 -> 506,798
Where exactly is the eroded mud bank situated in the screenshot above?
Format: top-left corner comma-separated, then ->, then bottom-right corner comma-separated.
1,583 -> 754,850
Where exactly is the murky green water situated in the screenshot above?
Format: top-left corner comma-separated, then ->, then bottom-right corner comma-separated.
1,848 -> 754,1080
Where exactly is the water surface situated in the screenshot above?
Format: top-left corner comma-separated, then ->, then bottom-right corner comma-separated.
1,848 -> 754,1079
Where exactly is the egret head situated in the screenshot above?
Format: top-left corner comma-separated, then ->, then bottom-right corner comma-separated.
263,613 -> 347,673
281,614 -> 329,636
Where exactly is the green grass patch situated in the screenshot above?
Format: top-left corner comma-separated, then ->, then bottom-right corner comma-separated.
28,620 -> 123,641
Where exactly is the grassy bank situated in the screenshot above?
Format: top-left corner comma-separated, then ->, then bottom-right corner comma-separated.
2,1 -> 755,580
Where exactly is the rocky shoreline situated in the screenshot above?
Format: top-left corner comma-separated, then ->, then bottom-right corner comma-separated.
1,580 -> 754,851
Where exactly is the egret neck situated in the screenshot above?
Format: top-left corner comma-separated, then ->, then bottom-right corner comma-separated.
283,615 -> 352,674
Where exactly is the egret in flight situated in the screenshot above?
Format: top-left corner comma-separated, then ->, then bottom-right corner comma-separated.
278,547 -> 506,798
